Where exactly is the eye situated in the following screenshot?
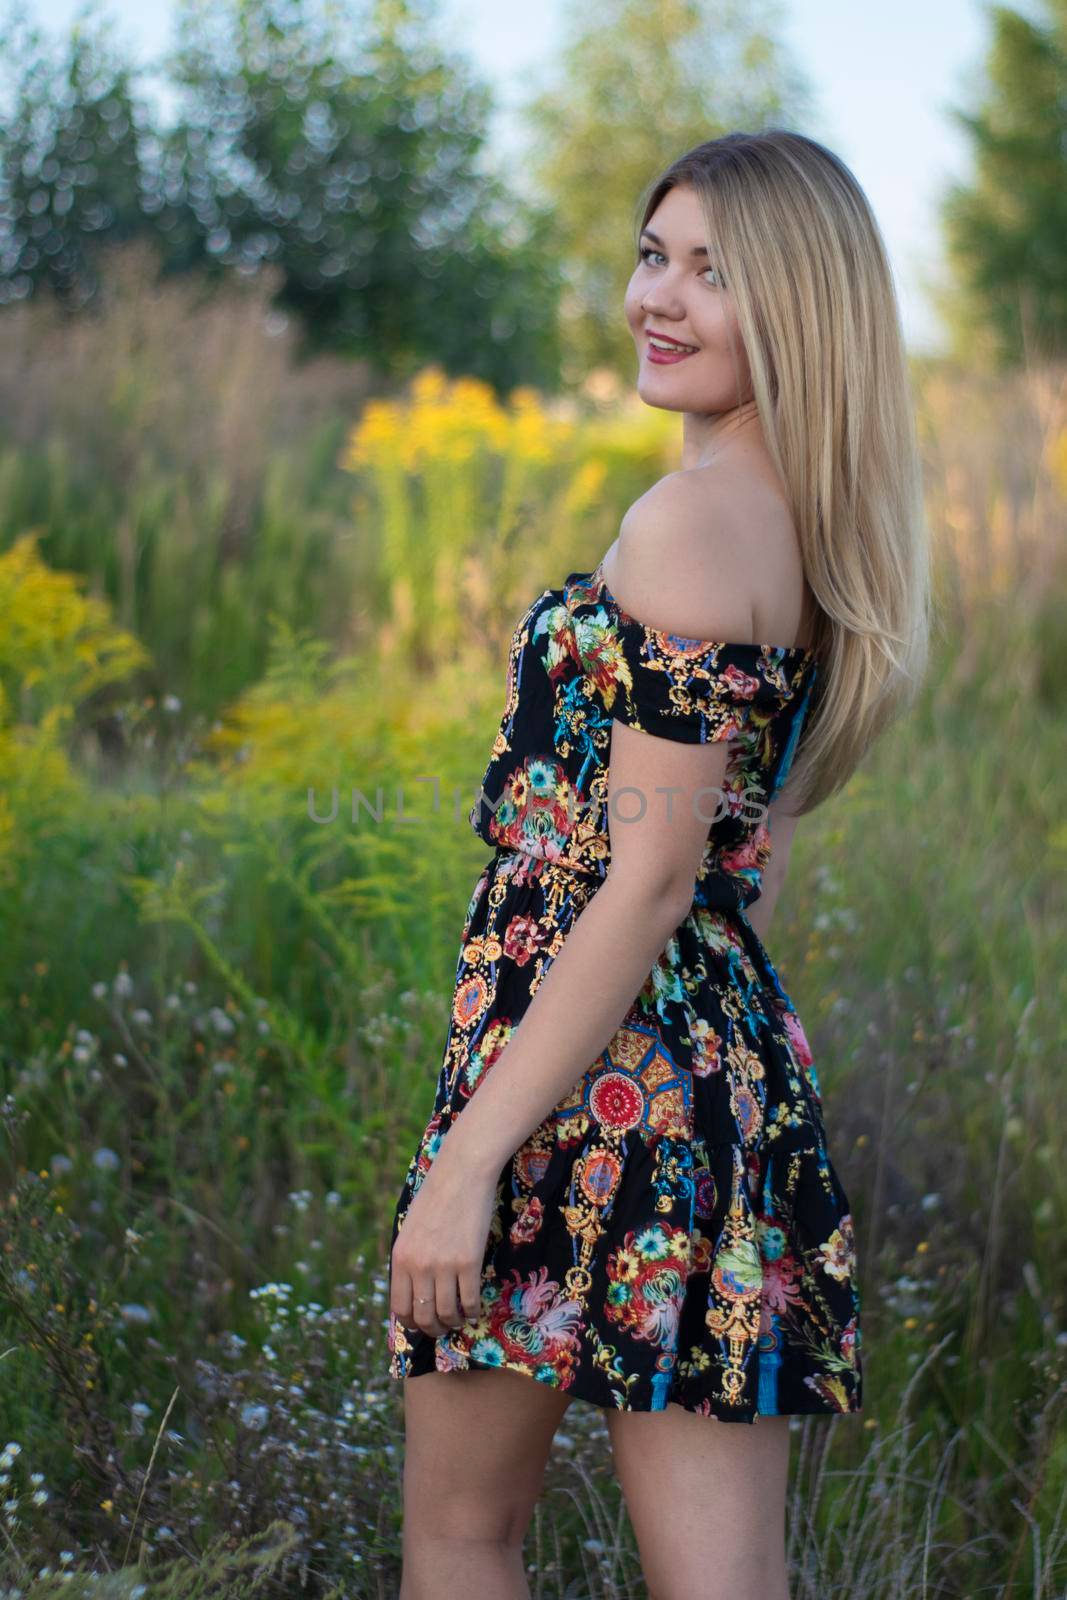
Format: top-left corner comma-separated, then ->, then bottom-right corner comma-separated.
638,244 -> 725,289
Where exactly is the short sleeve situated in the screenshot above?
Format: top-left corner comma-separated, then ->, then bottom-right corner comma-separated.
607,618 -> 763,745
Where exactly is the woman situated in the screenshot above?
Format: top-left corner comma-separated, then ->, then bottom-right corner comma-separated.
386,129 -> 930,1600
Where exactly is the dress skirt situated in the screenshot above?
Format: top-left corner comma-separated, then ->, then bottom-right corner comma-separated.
386,843 -> 863,1422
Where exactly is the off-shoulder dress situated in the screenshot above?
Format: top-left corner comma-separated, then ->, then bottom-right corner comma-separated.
386,559 -> 862,1421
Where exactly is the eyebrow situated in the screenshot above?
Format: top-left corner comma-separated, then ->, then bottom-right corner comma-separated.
640,227 -> 709,258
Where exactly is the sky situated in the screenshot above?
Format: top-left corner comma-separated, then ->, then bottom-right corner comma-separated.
30,0 -> 1001,354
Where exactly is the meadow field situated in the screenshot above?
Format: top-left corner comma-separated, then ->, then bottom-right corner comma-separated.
0,259 -> 1065,1597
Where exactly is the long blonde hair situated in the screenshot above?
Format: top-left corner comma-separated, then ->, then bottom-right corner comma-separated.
636,130 -> 932,814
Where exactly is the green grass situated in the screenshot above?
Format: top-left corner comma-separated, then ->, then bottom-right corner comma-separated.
1,283 -> 1066,1594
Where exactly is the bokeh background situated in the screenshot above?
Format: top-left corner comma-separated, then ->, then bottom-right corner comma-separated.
0,0 -> 1065,1594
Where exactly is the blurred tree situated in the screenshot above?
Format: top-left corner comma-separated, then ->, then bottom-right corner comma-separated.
0,0 -> 563,390
0,6 -> 155,308
160,0 -> 563,386
939,0 -> 1067,369
517,0 -> 812,389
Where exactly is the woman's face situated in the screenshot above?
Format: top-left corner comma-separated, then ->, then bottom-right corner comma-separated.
624,183 -> 752,414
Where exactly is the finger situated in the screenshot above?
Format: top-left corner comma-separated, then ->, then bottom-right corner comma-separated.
457,1267 -> 482,1325
389,1254 -> 415,1330
413,1276 -> 450,1338
437,1272 -> 467,1330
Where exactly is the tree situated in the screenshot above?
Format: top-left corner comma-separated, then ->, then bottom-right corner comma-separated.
516,0 -> 813,387
0,6 -> 155,308
161,0 -> 564,384
0,0 -> 564,389
939,0 -> 1067,368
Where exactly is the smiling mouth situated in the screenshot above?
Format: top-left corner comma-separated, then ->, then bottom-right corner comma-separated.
647,335 -> 698,352
645,335 -> 699,364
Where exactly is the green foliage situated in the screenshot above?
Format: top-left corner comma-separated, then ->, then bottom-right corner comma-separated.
940,0 -> 1067,367
0,530 -> 149,889
0,270 -> 678,720
0,6 -> 153,309
519,0 -> 813,387
163,0 -> 565,382
0,530 -> 150,718
337,364 -> 672,669
1,351 -> 1067,1589
0,1153 -> 389,1593
0,251 -> 375,717
0,0 -> 565,386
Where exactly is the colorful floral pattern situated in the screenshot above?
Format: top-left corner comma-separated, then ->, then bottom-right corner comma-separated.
386,563 -> 862,1421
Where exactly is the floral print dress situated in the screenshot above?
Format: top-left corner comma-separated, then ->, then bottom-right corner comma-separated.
386,559 -> 862,1421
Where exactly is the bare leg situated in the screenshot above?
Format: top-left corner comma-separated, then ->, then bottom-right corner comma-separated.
605,1406 -> 793,1600
400,1365 -> 574,1600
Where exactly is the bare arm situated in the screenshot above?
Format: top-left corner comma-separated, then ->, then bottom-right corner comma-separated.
436,720 -> 735,1183
390,484 -> 778,1337
433,488 -> 747,1183
389,855 -> 709,1336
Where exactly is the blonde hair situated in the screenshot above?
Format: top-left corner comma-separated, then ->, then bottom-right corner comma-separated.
636,130 -> 933,814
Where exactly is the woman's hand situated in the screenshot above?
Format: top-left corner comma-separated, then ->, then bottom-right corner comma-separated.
389,1143 -> 500,1340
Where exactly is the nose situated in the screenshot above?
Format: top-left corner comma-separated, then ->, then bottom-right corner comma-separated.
640,285 -> 686,319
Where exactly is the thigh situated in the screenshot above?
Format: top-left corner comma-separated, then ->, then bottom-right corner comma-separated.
605,1406 -> 793,1600
402,1366 -> 574,1547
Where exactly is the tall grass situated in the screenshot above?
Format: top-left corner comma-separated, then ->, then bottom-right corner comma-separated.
0,259 -> 1065,1594
0,246 -> 374,715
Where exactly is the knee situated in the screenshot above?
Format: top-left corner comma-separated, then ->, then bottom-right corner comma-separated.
399,1522 -> 531,1600
402,1486 -> 535,1550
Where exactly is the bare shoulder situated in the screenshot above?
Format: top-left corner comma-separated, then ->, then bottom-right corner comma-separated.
609,469 -> 756,644
610,463 -> 812,651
